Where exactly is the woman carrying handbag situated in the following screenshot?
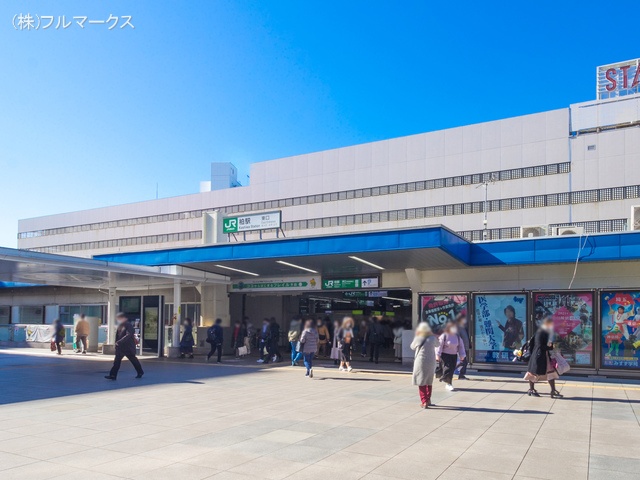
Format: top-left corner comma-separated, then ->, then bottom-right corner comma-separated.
524,316 -> 564,398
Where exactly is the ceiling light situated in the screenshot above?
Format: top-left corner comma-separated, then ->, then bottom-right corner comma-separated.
348,256 -> 385,270
276,260 -> 318,274
214,265 -> 259,277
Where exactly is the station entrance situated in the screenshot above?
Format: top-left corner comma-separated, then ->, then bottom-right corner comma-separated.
230,288 -> 413,363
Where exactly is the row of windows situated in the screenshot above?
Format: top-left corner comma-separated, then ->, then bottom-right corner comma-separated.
278,185 -> 640,232
30,231 -> 202,254
226,162 -> 569,213
459,219 -> 628,241
19,211 -> 204,239
18,162 -> 571,239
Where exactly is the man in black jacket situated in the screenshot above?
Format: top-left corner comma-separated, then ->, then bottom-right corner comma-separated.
105,313 -> 144,380
206,318 -> 224,363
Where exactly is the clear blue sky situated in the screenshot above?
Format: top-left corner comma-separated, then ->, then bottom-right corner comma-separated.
0,0 -> 637,248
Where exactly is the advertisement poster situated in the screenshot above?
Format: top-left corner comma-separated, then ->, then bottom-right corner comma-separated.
419,294 -> 468,335
601,291 -> 640,369
533,292 -> 594,366
474,293 -> 527,363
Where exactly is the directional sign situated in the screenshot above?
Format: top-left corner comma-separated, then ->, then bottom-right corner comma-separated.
322,277 -> 380,290
223,211 -> 282,234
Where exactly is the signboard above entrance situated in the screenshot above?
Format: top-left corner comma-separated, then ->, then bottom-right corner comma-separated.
223,211 -> 282,234
322,277 -> 380,290
231,276 -> 319,292
597,59 -> 640,100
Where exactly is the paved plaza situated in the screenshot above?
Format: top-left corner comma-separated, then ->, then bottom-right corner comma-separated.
0,349 -> 639,480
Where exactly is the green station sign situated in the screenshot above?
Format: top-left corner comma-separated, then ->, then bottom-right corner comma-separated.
322,277 -> 380,290
223,211 -> 281,234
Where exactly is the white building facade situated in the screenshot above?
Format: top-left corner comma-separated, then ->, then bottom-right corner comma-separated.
17,91 -> 640,256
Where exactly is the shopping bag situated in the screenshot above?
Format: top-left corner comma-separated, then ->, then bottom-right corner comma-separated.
50,341 -> 56,352
237,346 -> 248,357
330,347 -> 341,360
551,351 -> 570,375
435,360 -> 443,379
295,341 -> 301,353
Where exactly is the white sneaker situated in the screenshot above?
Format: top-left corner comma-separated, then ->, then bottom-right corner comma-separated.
272,355 -> 278,363
338,367 -> 345,372
347,366 -> 353,372
309,368 -> 313,378
445,383 -> 455,391
256,359 -> 264,363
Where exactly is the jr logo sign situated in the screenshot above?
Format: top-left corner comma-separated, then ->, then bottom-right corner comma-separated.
223,218 -> 238,234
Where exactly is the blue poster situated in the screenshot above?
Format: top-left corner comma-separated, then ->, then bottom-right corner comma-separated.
474,293 -> 527,363
601,291 -> 640,369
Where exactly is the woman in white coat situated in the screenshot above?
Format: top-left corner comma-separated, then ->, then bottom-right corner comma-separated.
411,322 -> 440,409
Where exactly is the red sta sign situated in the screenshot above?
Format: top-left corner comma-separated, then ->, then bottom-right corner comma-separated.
597,59 -> 640,99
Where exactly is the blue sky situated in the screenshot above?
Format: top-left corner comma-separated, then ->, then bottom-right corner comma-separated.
0,0 -> 637,248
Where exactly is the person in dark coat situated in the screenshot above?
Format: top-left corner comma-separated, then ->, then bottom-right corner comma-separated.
206,318 -> 224,363
368,316 -> 385,364
52,318 -> 66,355
524,316 -> 562,398
105,313 -> 144,380
269,317 -> 281,362
179,317 -> 195,359
231,320 -> 246,357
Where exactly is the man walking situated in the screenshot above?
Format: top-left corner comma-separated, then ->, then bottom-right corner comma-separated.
105,313 -> 144,380
75,313 -> 90,354
206,318 -> 224,363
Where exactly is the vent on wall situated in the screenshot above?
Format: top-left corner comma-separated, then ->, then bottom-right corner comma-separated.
587,145 -> 597,151
520,225 -> 547,238
631,206 -> 640,231
555,226 -> 585,236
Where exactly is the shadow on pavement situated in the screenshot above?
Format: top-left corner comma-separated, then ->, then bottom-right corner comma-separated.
0,351 -> 273,406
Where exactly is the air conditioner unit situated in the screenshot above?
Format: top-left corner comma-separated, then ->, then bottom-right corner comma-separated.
555,226 -> 585,236
631,206 -> 640,231
520,225 -> 547,238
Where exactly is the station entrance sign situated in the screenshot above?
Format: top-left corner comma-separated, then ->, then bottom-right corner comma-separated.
223,211 -> 282,234
322,277 -> 379,290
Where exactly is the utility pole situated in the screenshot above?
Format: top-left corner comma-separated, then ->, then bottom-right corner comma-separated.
477,173 -> 497,241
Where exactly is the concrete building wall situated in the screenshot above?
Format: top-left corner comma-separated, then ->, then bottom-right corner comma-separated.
16,100 -> 640,257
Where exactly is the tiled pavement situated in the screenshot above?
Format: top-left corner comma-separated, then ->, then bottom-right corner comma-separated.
0,348 -> 639,479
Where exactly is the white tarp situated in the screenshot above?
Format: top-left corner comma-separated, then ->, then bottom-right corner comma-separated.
25,324 -> 55,342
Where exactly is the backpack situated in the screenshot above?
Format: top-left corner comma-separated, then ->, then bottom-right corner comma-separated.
206,326 -> 217,344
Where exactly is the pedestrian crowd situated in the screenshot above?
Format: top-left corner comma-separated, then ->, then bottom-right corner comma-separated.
47,310 -> 568,404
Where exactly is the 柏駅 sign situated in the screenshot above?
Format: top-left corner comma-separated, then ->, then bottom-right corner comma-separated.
223,211 -> 282,233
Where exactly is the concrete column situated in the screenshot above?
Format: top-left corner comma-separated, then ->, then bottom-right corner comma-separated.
405,268 -> 423,329
172,280 -> 182,348
200,284 -> 230,327
107,287 -> 117,344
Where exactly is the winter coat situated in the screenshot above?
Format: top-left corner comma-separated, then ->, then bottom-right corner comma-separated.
300,328 -> 319,354
393,327 -> 404,345
368,322 -> 385,345
527,329 -> 553,375
180,325 -> 194,347
53,320 -> 66,342
288,319 -> 302,342
411,335 -> 440,386
115,321 -> 137,355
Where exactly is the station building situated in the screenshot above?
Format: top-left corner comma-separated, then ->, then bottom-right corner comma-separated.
3,59 -> 640,375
